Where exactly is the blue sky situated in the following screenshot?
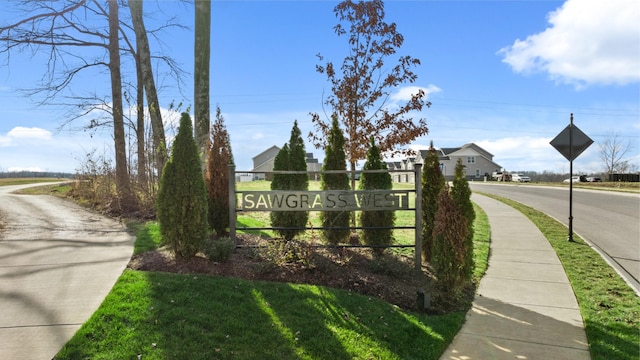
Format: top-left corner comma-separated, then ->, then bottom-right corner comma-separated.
1,0 -> 638,175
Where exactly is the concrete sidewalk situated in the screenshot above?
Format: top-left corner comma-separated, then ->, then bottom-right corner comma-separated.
440,194 -> 590,360
0,183 -> 134,360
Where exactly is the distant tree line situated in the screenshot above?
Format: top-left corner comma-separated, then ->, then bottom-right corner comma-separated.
0,171 -> 73,179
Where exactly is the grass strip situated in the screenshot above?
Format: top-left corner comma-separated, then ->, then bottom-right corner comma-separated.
471,203 -> 490,283
0,177 -> 68,186
480,192 -> 640,360
130,221 -> 163,255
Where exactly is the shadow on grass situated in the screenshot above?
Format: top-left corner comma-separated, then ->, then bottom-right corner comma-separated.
587,319 -> 640,360
56,270 -> 463,360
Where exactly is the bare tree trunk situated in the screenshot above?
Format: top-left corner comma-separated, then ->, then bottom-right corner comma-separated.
194,0 -> 211,169
108,0 -> 132,211
350,160 -> 357,227
135,51 -> 147,187
128,0 -> 167,179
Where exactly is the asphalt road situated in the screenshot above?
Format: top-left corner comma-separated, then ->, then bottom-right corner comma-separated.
0,183 -> 134,360
470,182 -> 640,295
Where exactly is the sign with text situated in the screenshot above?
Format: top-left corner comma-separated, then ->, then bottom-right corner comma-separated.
239,190 -> 411,211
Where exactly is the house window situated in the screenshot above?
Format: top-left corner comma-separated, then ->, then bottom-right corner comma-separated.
467,156 -> 475,164
475,169 -> 480,178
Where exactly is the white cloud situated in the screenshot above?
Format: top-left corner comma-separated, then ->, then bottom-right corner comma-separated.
390,85 -> 441,103
1,127 -> 52,147
8,127 -> 52,140
499,0 -> 640,87
0,136 -> 10,147
476,136 -> 561,172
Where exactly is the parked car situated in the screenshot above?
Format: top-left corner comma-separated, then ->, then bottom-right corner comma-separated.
492,171 -> 512,181
586,177 -> 602,182
563,175 -> 587,183
511,173 -> 531,183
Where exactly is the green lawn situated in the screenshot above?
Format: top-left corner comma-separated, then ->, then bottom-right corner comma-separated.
54,181 -> 490,360
56,271 -> 465,360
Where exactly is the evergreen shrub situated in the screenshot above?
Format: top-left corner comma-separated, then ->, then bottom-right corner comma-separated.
421,141 -> 445,262
320,115 -> 351,244
156,113 -> 209,258
432,186 -> 468,297
359,138 -> 395,256
270,121 -> 309,241
202,237 -> 235,262
451,158 -> 475,283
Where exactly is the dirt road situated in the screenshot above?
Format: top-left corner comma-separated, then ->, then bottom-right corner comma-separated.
0,183 -> 133,360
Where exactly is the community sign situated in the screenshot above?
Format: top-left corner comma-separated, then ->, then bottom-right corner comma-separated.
239,190 -> 411,212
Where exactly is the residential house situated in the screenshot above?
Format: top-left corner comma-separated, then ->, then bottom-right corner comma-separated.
392,143 -> 502,182
415,143 -> 502,181
251,146 -> 322,180
252,145 -> 280,180
387,162 -> 403,183
306,152 -> 321,181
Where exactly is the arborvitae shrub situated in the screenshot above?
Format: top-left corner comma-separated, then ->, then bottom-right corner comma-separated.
451,158 -> 475,283
270,121 -> 309,241
421,141 -> 444,262
206,106 -> 234,236
156,113 -> 209,258
320,115 -> 350,244
432,185 -> 468,297
359,138 -> 395,256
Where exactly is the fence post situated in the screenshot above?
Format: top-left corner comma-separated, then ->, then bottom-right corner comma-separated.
229,163 -> 236,247
414,164 -> 422,273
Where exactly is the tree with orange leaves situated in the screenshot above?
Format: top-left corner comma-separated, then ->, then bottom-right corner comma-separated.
310,0 -> 429,188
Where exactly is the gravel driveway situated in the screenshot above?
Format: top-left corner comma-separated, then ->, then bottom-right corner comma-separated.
0,183 -> 134,360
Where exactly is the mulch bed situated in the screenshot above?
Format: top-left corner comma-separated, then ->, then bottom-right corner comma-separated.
127,234 -> 473,314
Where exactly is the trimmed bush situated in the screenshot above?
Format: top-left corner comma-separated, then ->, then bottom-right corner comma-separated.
320,115 -> 351,244
202,237 -> 235,262
156,113 -> 208,258
270,121 -> 309,241
451,158 -> 475,283
359,138 -> 395,256
421,141 -> 444,262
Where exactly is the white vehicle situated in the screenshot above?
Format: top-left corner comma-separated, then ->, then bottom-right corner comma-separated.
492,171 -> 511,181
563,175 -> 586,183
511,173 -> 531,183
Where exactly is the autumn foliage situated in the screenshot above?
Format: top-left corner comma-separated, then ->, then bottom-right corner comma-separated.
205,106 -> 234,236
310,0 -> 429,176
